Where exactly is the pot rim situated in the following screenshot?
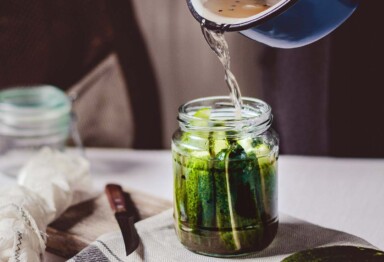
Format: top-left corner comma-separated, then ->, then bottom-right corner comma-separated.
186,0 -> 300,32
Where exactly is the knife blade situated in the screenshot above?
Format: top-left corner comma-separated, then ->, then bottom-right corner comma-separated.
105,184 -> 140,256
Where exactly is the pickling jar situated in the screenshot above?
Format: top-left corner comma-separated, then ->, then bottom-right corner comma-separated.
0,85 -> 83,176
172,96 -> 279,256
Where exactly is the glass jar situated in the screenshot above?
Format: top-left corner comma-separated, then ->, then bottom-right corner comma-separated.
0,85 -> 83,176
172,96 -> 279,257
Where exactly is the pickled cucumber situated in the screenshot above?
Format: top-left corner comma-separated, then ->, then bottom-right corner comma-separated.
173,109 -> 278,255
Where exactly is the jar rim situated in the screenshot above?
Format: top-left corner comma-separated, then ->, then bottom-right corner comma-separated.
0,85 -> 72,136
178,96 -> 272,134
0,85 -> 71,123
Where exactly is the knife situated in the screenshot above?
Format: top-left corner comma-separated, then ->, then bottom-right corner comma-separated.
105,184 -> 140,256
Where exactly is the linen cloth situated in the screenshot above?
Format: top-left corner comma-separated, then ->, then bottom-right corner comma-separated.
0,148 -> 92,262
69,209 -> 377,262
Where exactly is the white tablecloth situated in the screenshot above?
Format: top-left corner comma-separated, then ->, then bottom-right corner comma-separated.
1,149 -> 383,261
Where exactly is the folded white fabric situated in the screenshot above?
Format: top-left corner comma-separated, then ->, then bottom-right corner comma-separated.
69,209 -> 379,262
0,148 -> 92,262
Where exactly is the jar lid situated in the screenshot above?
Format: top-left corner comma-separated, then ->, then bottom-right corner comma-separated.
0,85 -> 71,125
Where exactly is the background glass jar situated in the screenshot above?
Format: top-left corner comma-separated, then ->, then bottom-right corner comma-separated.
0,85 -> 83,176
172,96 -> 279,257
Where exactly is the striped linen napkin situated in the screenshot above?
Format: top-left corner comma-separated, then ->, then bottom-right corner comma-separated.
69,209 -> 380,262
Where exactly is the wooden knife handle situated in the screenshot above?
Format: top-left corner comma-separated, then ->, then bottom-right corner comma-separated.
105,184 -> 127,213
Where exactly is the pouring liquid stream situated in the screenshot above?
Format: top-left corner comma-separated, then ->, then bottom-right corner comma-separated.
201,22 -> 243,118
199,0 -> 281,118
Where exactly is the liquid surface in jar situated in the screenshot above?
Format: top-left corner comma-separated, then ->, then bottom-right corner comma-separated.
203,0 -> 269,18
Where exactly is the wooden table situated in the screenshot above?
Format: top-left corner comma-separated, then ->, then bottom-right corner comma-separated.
1,149 -> 383,260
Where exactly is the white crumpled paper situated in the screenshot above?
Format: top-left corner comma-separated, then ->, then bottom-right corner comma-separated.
0,148 -> 93,262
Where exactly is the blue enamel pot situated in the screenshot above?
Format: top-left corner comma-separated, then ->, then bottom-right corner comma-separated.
187,0 -> 360,48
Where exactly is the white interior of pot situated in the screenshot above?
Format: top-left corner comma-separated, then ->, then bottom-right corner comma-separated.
191,0 -> 285,25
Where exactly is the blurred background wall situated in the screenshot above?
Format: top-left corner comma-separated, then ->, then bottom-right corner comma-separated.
0,0 -> 263,150
1,0 -> 383,156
